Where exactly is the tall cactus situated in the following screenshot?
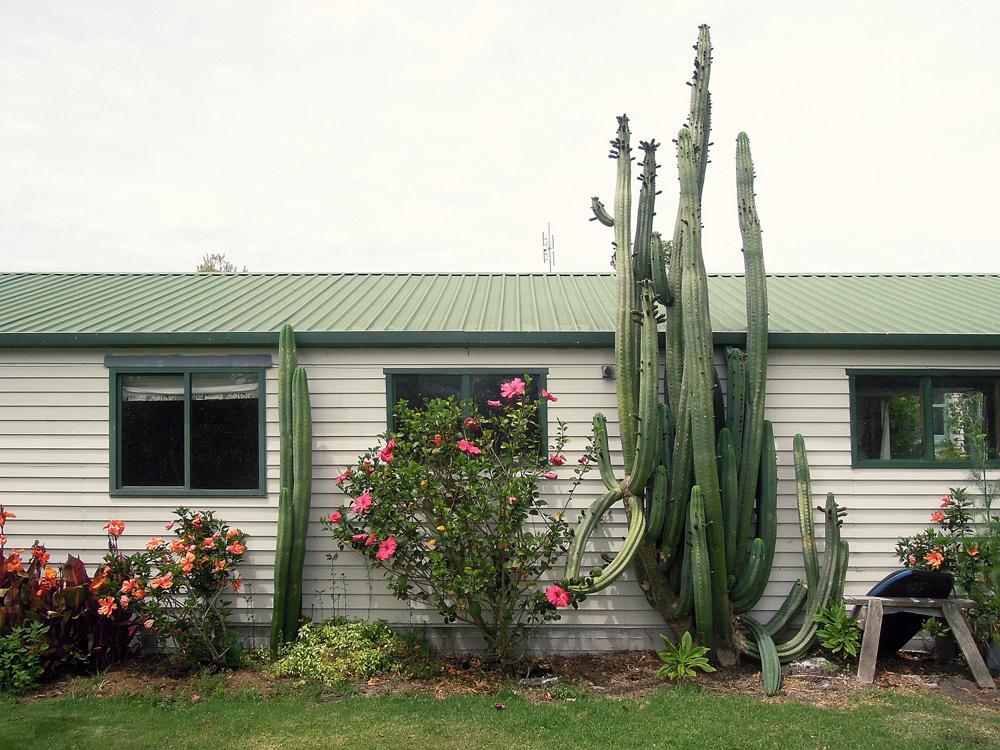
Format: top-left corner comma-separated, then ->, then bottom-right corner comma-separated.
269,324 -> 313,658
563,25 -> 848,693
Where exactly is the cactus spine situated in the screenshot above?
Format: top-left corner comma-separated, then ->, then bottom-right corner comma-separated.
269,324 -> 313,658
562,25 -> 849,683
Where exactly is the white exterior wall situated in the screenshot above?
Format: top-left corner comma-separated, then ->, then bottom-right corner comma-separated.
0,344 -> 995,654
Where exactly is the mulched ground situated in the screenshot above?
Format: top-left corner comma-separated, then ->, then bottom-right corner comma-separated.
22,648 -> 999,713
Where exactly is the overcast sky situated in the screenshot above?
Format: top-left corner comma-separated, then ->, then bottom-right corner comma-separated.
1,1 -> 997,275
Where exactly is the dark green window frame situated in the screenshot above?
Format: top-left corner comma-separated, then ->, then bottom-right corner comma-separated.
848,369 -> 1000,469
384,368 -> 550,448
108,364 -> 267,497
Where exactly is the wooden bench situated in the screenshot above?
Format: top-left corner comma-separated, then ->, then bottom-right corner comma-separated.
843,595 -> 995,689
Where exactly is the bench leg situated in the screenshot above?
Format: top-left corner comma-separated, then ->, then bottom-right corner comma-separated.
857,598 -> 883,684
941,600 -> 996,689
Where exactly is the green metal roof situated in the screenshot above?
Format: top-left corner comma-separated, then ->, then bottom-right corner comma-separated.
0,272 -> 997,348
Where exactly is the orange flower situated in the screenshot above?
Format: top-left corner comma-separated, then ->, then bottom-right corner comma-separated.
227,542 -> 246,555
930,511 -> 945,523
121,577 -> 136,593
98,596 -> 117,616
214,559 -> 228,572
31,547 -> 50,566
0,509 -> 15,528
231,577 -> 243,593
146,537 -> 165,551
150,572 -> 174,590
104,519 -> 125,537
169,538 -> 186,554
38,566 -> 59,592
967,544 -> 980,556
925,550 -> 945,569
5,550 -> 24,573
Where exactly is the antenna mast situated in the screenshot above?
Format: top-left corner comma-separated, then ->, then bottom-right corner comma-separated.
541,223 -> 555,272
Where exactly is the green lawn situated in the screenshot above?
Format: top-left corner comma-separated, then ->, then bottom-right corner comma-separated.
4,685 -> 997,750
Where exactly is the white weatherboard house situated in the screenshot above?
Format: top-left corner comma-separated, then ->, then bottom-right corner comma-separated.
1,272 -> 998,653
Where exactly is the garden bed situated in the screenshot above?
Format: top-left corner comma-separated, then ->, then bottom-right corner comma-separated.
20,649 -> 999,711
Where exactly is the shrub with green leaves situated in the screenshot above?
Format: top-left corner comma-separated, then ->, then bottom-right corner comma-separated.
324,379 -> 585,664
812,599 -> 862,659
269,618 -> 401,684
0,621 -> 49,694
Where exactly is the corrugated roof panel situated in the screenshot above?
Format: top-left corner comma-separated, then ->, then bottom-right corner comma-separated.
0,272 -> 997,343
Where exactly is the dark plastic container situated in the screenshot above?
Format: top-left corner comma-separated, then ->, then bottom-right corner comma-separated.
865,569 -> 954,655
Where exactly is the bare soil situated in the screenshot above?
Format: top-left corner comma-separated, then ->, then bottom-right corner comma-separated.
21,649 -> 999,712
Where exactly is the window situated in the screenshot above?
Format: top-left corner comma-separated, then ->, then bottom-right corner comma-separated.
384,369 -> 549,444
849,371 -> 999,467
108,359 -> 267,495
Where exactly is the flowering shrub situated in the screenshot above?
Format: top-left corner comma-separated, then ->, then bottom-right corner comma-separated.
323,379 -> 586,664
0,507 -> 138,676
896,487 -> 998,649
93,508 -> 248,668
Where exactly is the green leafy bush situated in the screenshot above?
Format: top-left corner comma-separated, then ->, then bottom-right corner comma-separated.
324,379 -> 585,664
269,618 -> 401,684
656,631 -> 716,681
0,622 -> 49,694
812,600 -> 862,659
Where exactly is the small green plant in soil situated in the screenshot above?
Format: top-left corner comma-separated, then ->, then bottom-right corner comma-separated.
812,599 -> 862,659
656,630 -> 716,681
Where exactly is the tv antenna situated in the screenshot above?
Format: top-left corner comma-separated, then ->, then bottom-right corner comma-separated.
541,223 -> 555,272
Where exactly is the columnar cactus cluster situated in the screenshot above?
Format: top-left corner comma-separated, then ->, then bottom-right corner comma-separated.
269,323 -> 313,657
562,25 -> 849,695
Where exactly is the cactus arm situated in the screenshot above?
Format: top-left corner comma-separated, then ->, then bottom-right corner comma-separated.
689,24 -> 713,200
688,486 -> 714,648
612,116 -> 639,472
650,234 -> 673,306
735,133 -> 768,553
733,420 -> 778,598
283,366 -> 312,641
590,197 -> 615,227
677,130 -> 729,643
718,429 -> 738,572
730,537 -> 767,613
794,433 -> 820,589
633,140 -> 659,283
591,414 -> 620,492
646,465 -> 669,541
627,283 -> 661,494
764,580 -> 808,637
740,614 -> 782,696
564,487 -> 625,581
724,347 -> 746,469
268,486 -> 293,659
567,494 -> 646,594
278,323 -> 298,494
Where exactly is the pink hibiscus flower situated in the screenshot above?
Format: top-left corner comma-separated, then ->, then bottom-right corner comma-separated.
500,378 -> 526,399
543,472 -> 558,480
541,389 -> 557,402
379,439 -> 396,463
353,491 -> 373,514
335,468 -> 352,484
549,454 -> 566,466
376,536 -> 397,561
487,400 -> 502,407
328,511 -> 342,524
546,585 -> 571,608
458,439 -> 482,455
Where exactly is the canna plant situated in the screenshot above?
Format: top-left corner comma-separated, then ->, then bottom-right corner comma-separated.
561,25 -> 849,696
269,323 -> 314,657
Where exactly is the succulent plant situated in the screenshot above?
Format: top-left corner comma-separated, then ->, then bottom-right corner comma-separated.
562,25 -> 848,695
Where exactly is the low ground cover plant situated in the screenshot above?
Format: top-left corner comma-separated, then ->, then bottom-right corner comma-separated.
324,378 -> 587,664
268,617 -> 404,684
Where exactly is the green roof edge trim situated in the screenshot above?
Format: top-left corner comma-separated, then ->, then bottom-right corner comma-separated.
3,331 -> 999,350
